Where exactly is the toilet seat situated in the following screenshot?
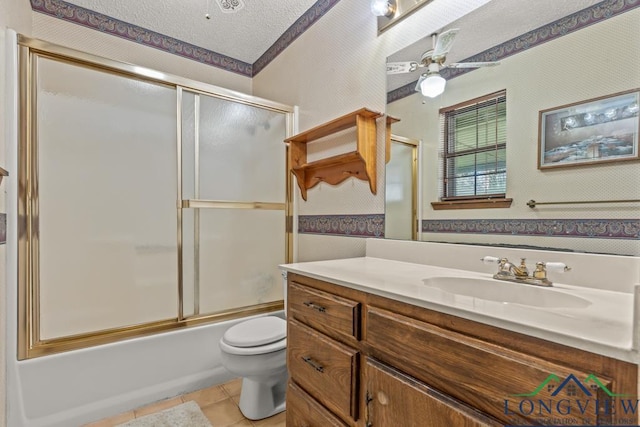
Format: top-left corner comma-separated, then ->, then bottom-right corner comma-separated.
219,337 -> 286,355
220,316 -> 287,355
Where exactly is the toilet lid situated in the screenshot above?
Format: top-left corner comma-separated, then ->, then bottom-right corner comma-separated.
222,316 -> 286,348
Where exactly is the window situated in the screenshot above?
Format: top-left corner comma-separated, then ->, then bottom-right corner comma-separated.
440,90 -> 507,202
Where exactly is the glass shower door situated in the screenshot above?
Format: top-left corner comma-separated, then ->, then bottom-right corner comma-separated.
18,38 -> 293,359
36,56 -> 178,339
181,91 -> 287,318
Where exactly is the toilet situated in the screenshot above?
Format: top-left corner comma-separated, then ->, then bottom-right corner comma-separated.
219,315 -> 287,420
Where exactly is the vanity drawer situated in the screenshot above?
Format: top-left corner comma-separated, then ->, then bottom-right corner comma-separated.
289,281 -> 361,341
286,381 -> 348,427
288,319 -> 359,421
366,306 -> 612,426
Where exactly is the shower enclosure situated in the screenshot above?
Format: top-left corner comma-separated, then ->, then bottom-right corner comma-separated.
17,36 -> 294,359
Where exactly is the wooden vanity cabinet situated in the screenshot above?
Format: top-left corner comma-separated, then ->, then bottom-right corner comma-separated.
285,273 -> 638,427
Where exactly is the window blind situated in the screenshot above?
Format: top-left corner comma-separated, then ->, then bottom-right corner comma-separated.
440,90 -> 507,199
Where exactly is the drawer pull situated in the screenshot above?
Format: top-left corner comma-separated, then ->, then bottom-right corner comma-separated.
302,356 -> 324,373
303,301 -> 326,313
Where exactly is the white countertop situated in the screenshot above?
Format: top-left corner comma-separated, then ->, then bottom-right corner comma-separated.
280,257 -> 638,364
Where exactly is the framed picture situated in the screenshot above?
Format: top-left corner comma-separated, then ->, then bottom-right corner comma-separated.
538,89 -> 640,169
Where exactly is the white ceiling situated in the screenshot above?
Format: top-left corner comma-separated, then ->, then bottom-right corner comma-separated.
387,0 -> 602,91
62,0 -> 318,64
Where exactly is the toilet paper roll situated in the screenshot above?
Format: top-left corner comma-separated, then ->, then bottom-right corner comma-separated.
480,256 -> 500,264
545,262 -> 570,272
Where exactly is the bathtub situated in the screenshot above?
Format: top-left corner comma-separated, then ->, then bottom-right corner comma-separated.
7,311 -> 284,427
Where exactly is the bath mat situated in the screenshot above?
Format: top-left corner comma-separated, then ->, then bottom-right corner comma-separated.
116,401 -> 212,427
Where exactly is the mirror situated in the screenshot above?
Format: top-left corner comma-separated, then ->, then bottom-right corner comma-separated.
385,0 -> 640,256
375,0 -> 435,34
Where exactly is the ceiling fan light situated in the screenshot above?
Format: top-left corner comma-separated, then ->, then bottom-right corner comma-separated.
420,73 -> 446,98
371,0 -> 396,17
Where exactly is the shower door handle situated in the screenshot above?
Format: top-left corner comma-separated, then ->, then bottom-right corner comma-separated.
302,356 -> 324,373
302,301 -> 326,313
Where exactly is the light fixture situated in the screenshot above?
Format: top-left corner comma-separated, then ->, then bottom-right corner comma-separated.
371,0 -> 397,18
417,63 -> 446,98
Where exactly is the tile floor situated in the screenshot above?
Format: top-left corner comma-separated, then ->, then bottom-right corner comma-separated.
84,378 -> 286,427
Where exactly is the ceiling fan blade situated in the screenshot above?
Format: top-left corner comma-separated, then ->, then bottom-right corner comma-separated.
432,28 -> 459,59
387,61 -> 419,74
445,61 -> 500,69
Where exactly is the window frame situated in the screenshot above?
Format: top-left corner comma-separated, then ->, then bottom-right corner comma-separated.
431,90 -> 512,210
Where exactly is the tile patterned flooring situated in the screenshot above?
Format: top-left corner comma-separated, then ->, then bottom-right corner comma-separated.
84,378 -> 286,427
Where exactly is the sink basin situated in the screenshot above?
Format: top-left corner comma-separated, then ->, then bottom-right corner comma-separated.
422,276 -> 591,309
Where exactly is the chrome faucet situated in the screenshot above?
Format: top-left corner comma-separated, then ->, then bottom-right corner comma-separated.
481,256 -> 571,287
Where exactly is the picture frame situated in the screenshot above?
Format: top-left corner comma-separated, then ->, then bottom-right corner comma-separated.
538,89 -> 640,170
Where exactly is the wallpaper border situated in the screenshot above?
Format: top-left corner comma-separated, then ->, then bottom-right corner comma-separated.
30,0 -> 638,84
252,0 -> 341,75
298,214 -> 385,238
422,218 -> 640,240
298,215 -> 640,240
30,0 -> 253,76
29,0 -> 341,77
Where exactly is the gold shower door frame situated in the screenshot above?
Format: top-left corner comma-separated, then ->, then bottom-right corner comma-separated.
17,36 -> 295,359
387,135 -> 419,240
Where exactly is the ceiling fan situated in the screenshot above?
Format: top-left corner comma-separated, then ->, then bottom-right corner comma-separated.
387,29 -> 500,98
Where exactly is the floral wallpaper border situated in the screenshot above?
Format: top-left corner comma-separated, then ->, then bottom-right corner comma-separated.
388,0 -> 640,103
30,0 -> 253,76
422,219 -> 640,240
30,0 -> 639,86
298,214 -> 385,238
252,0 -> 340,75
30,0 -> 341,77
298,215 -> 640,240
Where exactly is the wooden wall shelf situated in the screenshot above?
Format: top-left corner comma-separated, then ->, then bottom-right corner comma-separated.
0,167 -> 8,186
385,115 -> 400,164
285,108 -> 382,201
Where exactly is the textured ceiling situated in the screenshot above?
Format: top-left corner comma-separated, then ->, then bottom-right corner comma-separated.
387,0 -> 602,91
62,0 -> 318,64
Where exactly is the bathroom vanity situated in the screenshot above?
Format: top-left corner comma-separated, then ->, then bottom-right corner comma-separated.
281,240 -> 639,427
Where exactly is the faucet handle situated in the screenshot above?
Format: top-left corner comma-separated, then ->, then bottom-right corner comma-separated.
518,258 -> 529,276
480,256 -> 500,265
532,262 -> 550,284
544,262 -> 571,273
532,261 -> 571,285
